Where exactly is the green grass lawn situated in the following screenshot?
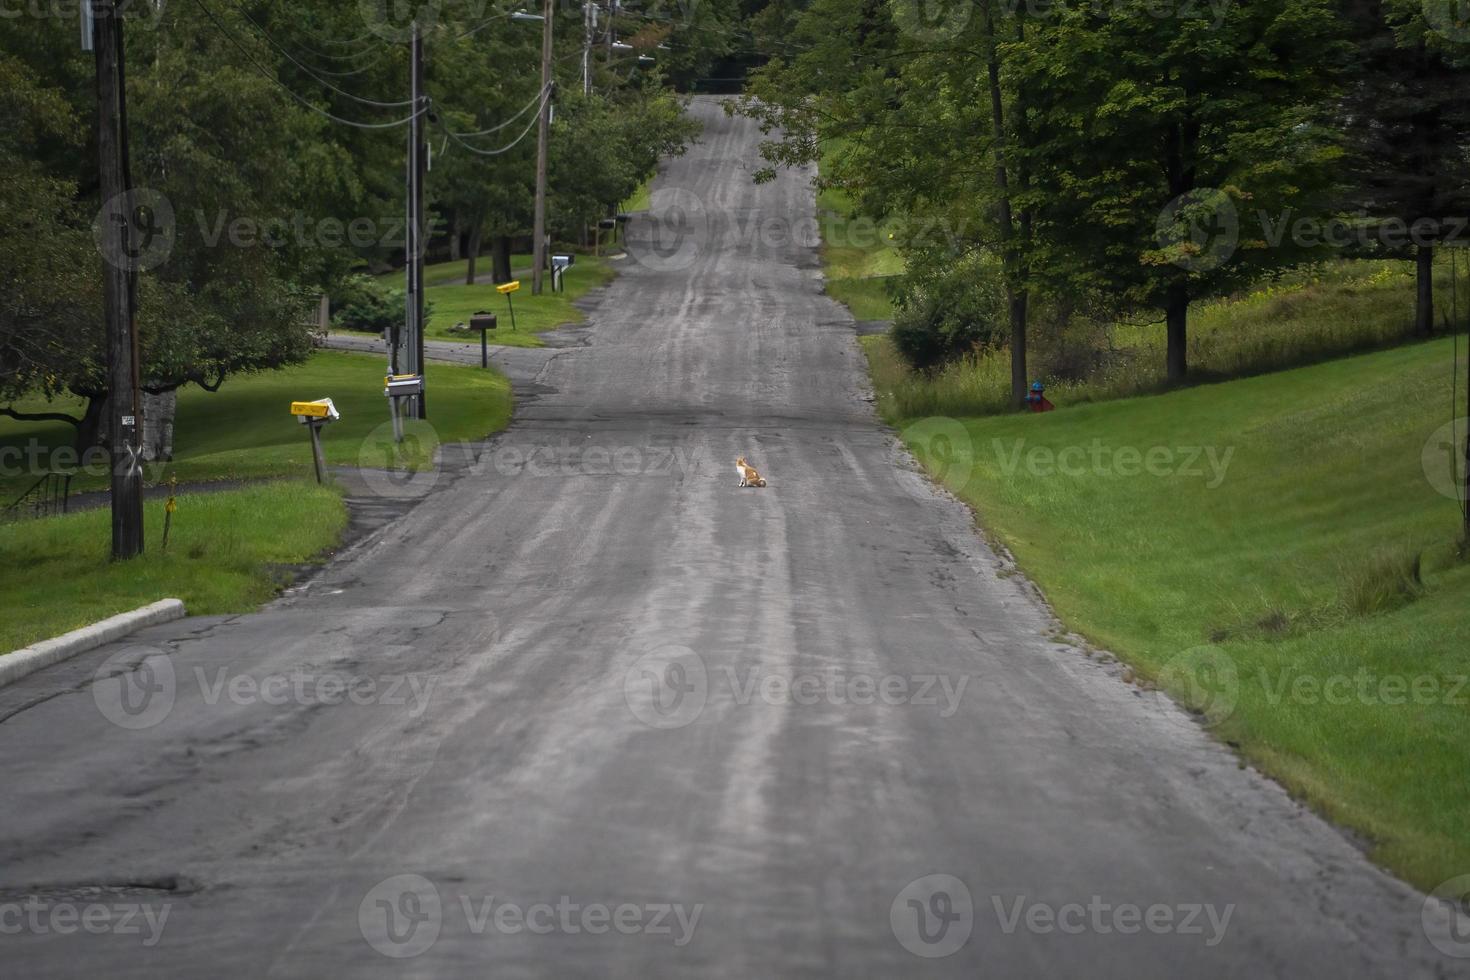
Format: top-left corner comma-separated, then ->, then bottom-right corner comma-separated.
365,254 -> 615,348
875,333 -> 1470,889
816,173 -> 901,321
0,350 -> 512,498
0,482 -> 346,652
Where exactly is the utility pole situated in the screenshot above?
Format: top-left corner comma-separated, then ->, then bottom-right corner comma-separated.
402,20 -> 428,419
93,0 -> 144,559
582,2 -> 594,95
531,0 -> 553,295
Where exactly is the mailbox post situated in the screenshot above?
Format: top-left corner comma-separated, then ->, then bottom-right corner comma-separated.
290,398 -> 340,484
551,254 -> 574,293
470,311 -> 498,368
496,280 -> 520,331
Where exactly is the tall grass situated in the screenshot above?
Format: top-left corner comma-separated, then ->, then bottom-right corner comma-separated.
871,259 -> 1463,419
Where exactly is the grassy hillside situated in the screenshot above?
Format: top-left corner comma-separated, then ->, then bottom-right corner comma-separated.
875,333 -> 1470,889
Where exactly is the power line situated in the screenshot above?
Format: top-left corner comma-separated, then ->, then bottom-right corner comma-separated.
191,0 -> 425,129
446,83 -> 548,137
219,0 -> 410,107
439,84 -> 550,156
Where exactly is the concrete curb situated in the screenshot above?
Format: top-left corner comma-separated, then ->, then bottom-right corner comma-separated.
0,598 -> 186,689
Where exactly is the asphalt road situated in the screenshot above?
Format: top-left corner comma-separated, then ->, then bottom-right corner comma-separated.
0,98 -> 1461,978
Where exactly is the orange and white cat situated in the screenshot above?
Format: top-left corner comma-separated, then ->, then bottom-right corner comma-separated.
735,456 -> 767,488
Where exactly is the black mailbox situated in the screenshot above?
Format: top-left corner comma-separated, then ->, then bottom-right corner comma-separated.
470,311 -> 497,331
598,217 -> 617,229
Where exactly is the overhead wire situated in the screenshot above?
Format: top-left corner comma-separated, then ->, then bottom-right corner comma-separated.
220,0 -> 410,107
439,83 -> 550,155
191,0 -> 425,129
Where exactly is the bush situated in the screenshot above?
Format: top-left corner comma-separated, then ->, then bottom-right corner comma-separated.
329,274 -> 431,335
889,257 -> 1007,371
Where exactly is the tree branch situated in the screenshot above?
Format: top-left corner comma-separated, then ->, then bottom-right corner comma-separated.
0,405 -> 82,426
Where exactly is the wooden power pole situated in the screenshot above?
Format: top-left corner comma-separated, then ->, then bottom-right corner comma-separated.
409,20 -> 427,419
531,0 -> 553,295
93,0 -> 145,559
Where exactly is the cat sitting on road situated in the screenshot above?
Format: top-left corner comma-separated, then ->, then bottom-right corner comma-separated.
736,456 -> 768,488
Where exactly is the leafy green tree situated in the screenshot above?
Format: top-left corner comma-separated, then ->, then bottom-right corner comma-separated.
1340,0 -> 1470,335
1008,0 -> 1347,382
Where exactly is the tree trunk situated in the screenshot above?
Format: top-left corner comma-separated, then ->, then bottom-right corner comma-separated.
1166,285 -> 1189,382
465,221 -> 483,285
1009,290 -> 1029,408
1416,243 -> 1434,336
141,388 -> 176,462
491,235 -> 512,284
980,1 -> 1027,409
76,394 -> 109,454
449,215 -> 462,261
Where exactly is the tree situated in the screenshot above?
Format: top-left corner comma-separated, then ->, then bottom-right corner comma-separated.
1340,0 -> 1470,335
1008,0 -> 1346,381
737,0 -> 1042,403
